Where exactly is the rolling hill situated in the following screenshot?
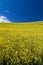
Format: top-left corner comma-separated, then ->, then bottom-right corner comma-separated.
0,22 -> 43,65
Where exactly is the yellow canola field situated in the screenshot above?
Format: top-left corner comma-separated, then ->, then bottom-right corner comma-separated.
0,22 -> 43,65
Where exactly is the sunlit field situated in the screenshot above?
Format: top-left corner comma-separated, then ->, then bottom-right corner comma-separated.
0,22 -> 43,65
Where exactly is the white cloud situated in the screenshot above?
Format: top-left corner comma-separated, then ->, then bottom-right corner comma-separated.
0,16 -> 11,23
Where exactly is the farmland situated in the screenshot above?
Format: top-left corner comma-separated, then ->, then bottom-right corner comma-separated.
0,22 -> 43,65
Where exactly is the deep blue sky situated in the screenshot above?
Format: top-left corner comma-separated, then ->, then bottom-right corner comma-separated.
0,0 -> 43,22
